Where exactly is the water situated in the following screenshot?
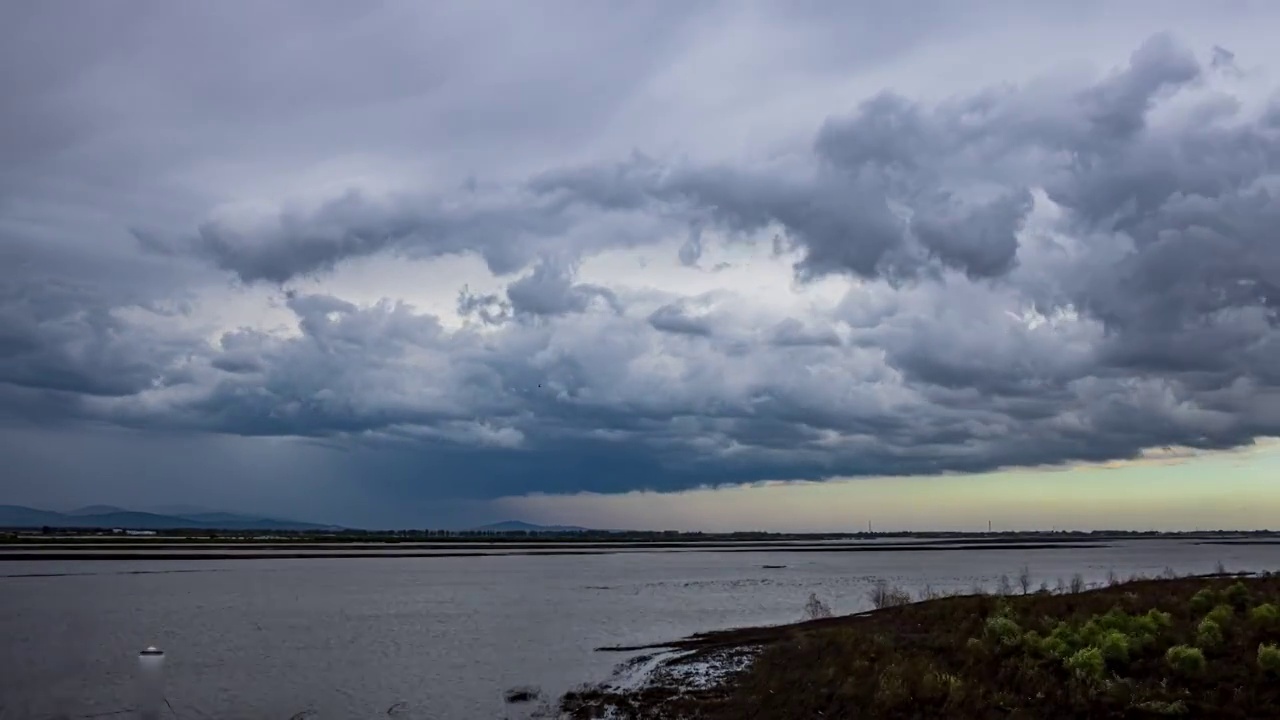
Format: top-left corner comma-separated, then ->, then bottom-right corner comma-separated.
2,540 -> 1276,719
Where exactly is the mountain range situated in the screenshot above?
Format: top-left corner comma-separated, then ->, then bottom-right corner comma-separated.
0,505 -> 339,532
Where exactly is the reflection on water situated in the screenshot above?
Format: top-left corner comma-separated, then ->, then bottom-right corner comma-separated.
1,540 -> 1277,719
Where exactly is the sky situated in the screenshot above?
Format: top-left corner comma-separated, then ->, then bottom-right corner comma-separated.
2,1 -> 1280,531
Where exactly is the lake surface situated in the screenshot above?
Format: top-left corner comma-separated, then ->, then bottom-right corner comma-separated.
3,540 -> 1277,719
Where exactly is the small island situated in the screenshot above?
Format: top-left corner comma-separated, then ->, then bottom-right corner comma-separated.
563,574 -> 1280,718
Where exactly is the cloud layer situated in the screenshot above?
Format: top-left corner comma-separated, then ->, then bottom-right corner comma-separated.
3,2 -> 1280,516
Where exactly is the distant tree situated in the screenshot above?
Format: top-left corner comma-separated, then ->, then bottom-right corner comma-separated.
804,593 -> 833,620
1018,566 -> 1032,595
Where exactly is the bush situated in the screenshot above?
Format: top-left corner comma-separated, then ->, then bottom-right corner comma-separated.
1098,630 -> 1131,664
1021,630 -> 1042,650
1070,574 -> 1086,594
1040,634 -> 1071,660
1097,606 -> 1128,632
1078,618 -> 1105,646
1065,646 -> 1106,682
1204,604 -> 1234,627
1189,588 -> 1216,614
1165,645 -> 1206,675
1259,643 -> 1280,673
1196,619 -> 1224,648
1250,603 -> 1280,627
985,614 -> 1022,646
1225,582 -> 1252,610
1127,609 -> 1171,646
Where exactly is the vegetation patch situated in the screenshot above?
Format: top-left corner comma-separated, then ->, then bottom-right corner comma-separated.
563,575 -> 1280,719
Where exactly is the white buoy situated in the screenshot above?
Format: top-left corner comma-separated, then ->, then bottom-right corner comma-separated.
137,647 -> 165,720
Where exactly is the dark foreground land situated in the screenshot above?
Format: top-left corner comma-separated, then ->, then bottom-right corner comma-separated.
563,575 -> 1280,719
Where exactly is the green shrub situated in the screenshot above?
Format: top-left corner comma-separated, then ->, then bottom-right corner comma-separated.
1197,618 -> 1224,647
1260,643 -> 1280,673
1256,643 -> 1280,673
1165,645 -> 1206,675
1098,629 -> 1130,664
1065,646 -> 1106,681
1129,608 -> 1172,647
1189,588 -> 1216,614
1225,582 -> 1252,610
985,614 -> 1022,646
1097,607 -> 1128,632
1040,635 -> 1070,659
1250,603 -> 1280,627
1077,618 -> 1104,646
1204,604 -> 1233,627
1021,630 -> 1042,651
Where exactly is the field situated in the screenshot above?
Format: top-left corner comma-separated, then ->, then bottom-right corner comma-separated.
563,574 -> 1280,719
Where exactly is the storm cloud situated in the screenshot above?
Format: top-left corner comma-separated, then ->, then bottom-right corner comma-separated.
3,1 -> 1280,522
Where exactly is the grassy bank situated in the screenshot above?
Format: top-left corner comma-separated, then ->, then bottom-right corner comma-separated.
563,574 -> 1280,719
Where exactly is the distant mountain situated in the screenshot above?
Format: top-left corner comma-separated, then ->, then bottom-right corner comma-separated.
143,504 -> 222,516
67,505 -> 130,516
0,505 -> 339,532
473,520 -> 591,533
0,505 -> 68,528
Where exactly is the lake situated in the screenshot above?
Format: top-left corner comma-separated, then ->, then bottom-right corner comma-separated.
2,539 -> 1277,719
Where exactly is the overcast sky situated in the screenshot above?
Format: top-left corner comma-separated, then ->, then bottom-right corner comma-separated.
3,1 -> 1280,530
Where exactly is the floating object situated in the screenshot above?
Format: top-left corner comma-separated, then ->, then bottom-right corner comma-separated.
762,565 -> 787,569
137,646 -> 165,720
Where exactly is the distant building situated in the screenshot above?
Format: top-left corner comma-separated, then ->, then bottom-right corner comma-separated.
124,529 -> 157,536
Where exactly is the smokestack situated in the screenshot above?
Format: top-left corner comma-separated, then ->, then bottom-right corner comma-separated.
137,647 -> 165,720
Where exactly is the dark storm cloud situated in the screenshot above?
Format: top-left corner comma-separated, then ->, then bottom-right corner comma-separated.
179,190 -> 600,284
0,238 -> 208,400
647,302 -> 716,337
5,0 -> 1280,517
505,260 -> 620,317
767,318 -> 843,348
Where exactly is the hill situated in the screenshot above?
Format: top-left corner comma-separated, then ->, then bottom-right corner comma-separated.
66,505 -> 130,516
0,505 -> 337,532
473,520 -> 591,533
